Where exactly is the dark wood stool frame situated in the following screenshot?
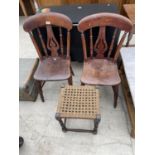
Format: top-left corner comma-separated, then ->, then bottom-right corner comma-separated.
55,113 -> 101,134
55,86 -> 101,134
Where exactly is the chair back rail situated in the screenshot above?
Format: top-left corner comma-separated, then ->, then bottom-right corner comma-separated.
59,27 -> 64,55
67,31 -> 71,58
23,12 -> 72,31
108,28 -> 118,58
37,28 -> 48,56
89,28 -> 93,58
78,13 -> 132,62
23,12 -> 72,59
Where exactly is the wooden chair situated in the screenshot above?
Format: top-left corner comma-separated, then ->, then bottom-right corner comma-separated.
78,13 -> 132,108
23,12 -> 73,102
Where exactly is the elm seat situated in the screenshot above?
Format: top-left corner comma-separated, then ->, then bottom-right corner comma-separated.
34,57 -> 71,81
81,59 -> 121,86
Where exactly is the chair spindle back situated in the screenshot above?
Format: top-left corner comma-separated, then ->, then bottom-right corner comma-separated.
23,12 -> 72,60
78,13 -> 132,62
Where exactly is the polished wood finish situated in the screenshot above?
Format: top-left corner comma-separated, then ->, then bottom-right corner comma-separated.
123,4 -> 135,46
23,12 -> 73,101
81,59 -> 121,85
34,57 -> 71,81
78,13 -> 132,108
108,28 -> 117,58
78,13 -> 132,32
23,12 -> 72,32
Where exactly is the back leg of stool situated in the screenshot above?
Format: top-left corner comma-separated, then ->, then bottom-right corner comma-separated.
68,76 -> 73,85
81,82 -> 85,86
93,114 -> 101,134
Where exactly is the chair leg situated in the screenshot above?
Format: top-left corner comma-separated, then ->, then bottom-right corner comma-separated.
70,66 -> 74,76
37,80 -> 44,102
112,84 -> 119,108
81,82 -> 85,86
93,114 -> 101,134
68,76 -> 73,85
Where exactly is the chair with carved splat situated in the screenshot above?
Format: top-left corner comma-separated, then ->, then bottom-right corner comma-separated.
78,13 -> 132,108
23,12 -> 73,102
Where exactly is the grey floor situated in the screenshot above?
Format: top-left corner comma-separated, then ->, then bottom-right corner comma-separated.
19,17 -> 135,155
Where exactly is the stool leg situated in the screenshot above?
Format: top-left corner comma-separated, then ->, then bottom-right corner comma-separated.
81,82 -> 85,86
68,76 -> 73,85
70,66 -> 74,76
112,84 -> 119,108
55,113 -> 67,132
36,80 -> 44,102
93,114 -> 101,134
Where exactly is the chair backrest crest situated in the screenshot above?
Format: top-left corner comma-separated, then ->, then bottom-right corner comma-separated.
23,12 -> 72,59
78,13 -> 133,61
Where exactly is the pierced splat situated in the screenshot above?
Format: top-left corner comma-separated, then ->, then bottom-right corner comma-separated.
94,27 -> 108,59
46,21 -> 59,57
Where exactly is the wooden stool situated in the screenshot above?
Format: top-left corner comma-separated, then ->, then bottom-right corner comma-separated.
55,86 -> 101,134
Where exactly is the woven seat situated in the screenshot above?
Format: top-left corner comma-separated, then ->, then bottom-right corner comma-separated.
56,86 -> 101,134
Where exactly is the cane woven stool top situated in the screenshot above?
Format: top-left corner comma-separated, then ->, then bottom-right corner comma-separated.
57,86 -> 100,119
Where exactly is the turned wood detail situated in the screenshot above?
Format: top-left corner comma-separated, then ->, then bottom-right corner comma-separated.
59,27 -> 64,55
37,28 -> 48,56
78,13 -> 133,61
94,27 -> 108,59
66,31 -> 70,58
81,32 -> 87,60
114,32 -> 127,62
23,12 -> 73,58
90,28 -> 93,58
46,21 -> 59,57
108,28 -> 118,58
